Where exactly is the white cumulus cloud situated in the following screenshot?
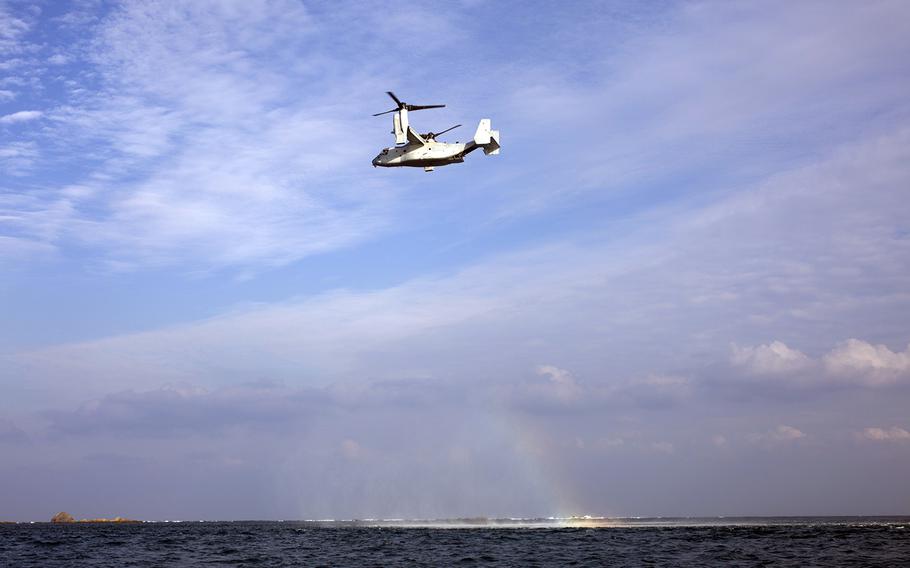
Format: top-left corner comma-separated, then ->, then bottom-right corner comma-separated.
752,425 -> 806,445
730,341 -> 814,375
858,427 -> 910,442
729,339 -> 910,390
823,339 -> 910,385
536,365 -> 582,402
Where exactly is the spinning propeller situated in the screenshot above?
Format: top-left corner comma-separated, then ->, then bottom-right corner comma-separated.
373,91 -> 445,116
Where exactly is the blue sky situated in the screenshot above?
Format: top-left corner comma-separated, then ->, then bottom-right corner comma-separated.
2,0 -> 910,521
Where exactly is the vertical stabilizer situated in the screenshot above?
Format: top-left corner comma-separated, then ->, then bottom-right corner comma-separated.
473,119 -> 500,155
473,119 -> 492,144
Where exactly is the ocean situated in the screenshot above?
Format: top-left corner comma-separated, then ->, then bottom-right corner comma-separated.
1,517 -> 908,567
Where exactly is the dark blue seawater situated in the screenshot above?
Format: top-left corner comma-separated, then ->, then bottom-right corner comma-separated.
2,517 -> 909,567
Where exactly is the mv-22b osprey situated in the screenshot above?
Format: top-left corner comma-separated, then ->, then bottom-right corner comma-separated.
371,91 -> 500,172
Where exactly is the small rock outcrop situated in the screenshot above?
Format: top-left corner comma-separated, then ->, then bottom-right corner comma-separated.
49,511 -> 140,523
51,512 -> 75,523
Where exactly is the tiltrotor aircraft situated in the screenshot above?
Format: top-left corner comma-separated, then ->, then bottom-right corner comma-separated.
371,92 -> 500,172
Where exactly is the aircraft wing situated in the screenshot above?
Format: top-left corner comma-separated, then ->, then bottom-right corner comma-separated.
406,126 -> 427,146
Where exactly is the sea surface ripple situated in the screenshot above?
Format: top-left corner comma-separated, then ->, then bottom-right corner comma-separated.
1,517 -> 908,567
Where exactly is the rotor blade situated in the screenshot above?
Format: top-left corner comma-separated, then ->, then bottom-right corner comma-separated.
372,108 -> 397,116
386,91 -> 403,106
406,104 -> 445,111
434,124 -> 461,137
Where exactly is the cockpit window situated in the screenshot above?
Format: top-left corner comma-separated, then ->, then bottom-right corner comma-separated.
381,149 -> 389,155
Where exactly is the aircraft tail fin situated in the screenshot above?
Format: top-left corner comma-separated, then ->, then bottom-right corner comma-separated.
473,119 -> 500,156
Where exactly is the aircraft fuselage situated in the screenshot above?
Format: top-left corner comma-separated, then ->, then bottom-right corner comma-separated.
372,141 -> 479,169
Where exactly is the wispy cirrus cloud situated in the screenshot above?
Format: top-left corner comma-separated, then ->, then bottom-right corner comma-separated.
0,140 -> 38,176
484,0 -> 910,218
0,2 -> 33,57
0,109 -> 41,123
9,122 -> 910,403
0,1 -> 44,106
2,0 -> 413,271
6,0 -> 909,274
